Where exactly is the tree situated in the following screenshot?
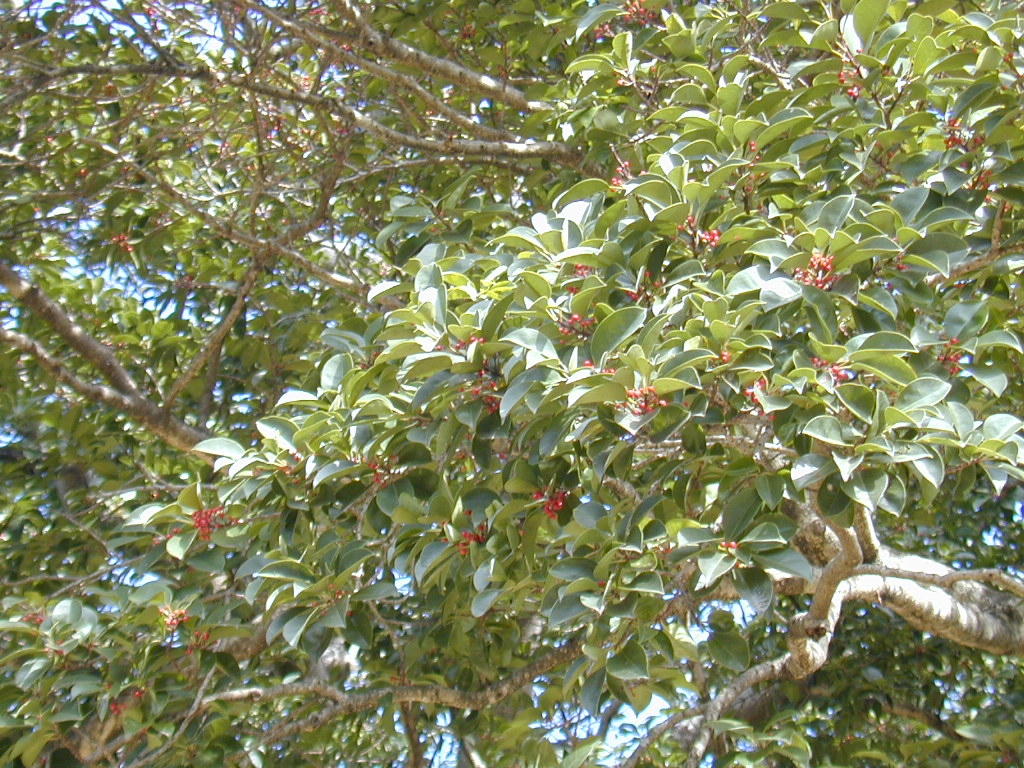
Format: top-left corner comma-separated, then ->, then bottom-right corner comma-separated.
1,0 -> 1024,764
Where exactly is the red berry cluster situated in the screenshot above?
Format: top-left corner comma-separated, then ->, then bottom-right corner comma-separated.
533,489 -> 569,519
624,269 -> 664,303
457,523 -> 489,555
743,377 -> 769,411
566,264 -> 592,294
159,605 -> 189,631
793,252 -> 838,289
365,455 -> 397,484
810,357 -> 856,381
677,215 -> 720,251
190,505 -> 236,540
109,700 -> 127,715
697,228 -> 721,247
109,232 -> 134,252
837,68 -> 860,98
623,0 -> 658,25
594,0 -> 657,39
610,160 -> 633,188
938,337 -> 964,375
448,334 -> 487,351
557,312 -> 596,342
720,540 -> 739,550
22,611 -> 44,625
944,118 -> 984,150
618,385 -> 667,415
458,367 -> 504,412
186,629 -> 211,655
968,167 -> 993,190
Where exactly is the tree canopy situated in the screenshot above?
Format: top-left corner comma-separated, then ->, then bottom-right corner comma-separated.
2,0 -> 1024,765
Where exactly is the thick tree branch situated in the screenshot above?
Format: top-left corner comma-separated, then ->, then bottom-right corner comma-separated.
0,325 -> 209,455
844,551 -> 1024,656
0,262 -> 140,394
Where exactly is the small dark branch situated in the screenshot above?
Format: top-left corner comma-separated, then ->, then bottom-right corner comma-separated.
163,262 -> 261,410
31,61 -> 587,169
884,702 -> 965,742
249,638 -> 583,742
682,657 -> 790,768
926,203 -> 1009,286
0,262 -> 141,394
618,704 -> 703,768
330,0 -> 550,113
53,554 -> 148,597
603,476 -> 641,503
121,668 -> 217,768
746,53 -> 793,90
197,340 -> 222,427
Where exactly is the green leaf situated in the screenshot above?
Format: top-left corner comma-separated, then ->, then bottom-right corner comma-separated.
707,630 -> 750,671
590,306 -> 647,367
697,550 -> 736,587
471,588 -> 502,617
896,377 -> 951,411
817,194 -> 855,235
841,468 -> 889,512
501,328 -> 559,364
258,560 -> 316,584
192,438 -> 246,459
849,356 -> 916,386
623,571 -> 664,594
760,277 -> 803,310
836,383 -> 876,423
752,549 -> 813,580
792,454 -> 835,490
853,0 -> 889,45
803,415 -> 848,446
732,568 -> 774,615
607,640 -> 649,680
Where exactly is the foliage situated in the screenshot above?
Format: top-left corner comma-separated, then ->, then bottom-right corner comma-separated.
1,0 -> 1024,766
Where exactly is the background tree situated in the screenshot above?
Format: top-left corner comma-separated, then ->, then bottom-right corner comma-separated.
2,0 -> 1024,766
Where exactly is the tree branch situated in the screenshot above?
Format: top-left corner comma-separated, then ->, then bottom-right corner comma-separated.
329,0 -> 551,113
241,0 -> 519,143
163,262 -> 261,410
0,262 -> 141,394
926,202 -> 1009,286
0,325 -> 210,456
16,61 -> 587,169
237,638 -> 584,742
682,656 -> 790,768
